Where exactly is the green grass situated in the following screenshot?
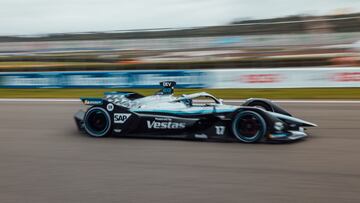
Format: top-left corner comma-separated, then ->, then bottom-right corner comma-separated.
0,88 -> 359,99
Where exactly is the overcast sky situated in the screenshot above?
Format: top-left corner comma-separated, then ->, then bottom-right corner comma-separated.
1,0 -> 360,35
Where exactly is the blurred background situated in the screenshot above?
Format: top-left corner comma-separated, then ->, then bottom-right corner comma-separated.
3,2 -> 360,203
1,0 -> 360,98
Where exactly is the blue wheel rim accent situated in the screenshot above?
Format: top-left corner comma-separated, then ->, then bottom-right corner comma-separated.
84,107 -> 111,137
232,111 -> 266,143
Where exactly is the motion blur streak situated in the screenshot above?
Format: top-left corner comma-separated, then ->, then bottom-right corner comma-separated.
0,102 -> 359,203
1,98 -> 360,103
1,6 -> 360,203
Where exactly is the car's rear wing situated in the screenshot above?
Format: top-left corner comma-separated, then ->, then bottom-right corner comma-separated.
104,92 -> 144,100
80,98 -> 103,105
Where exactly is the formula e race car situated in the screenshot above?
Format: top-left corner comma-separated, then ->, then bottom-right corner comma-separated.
74,81 -> 316,143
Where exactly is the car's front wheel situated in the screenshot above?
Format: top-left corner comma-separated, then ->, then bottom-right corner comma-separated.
84,107 -> 112,137
246,101 -> 272,111
232,111 -> 267,143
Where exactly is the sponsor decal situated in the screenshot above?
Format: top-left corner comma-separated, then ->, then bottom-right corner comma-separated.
194,133 -> 208,139
333,72 -> 360,82
274,122 -> 284,131
155,117 -> 172,121
114,113 -> 131,124
83,99 -> 103,105
163,81 -> 173,87
241,74 -> 281,83
113,129 -> 122,133
147,120 -> 186,129
107,103 -> 114,111
215,126 -> 225,135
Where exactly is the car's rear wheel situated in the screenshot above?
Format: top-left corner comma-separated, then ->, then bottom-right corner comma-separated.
232,111 -> 267,143
84,107 -> 111,137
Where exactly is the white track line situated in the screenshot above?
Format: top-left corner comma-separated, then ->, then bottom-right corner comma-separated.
0,98 -> 360,104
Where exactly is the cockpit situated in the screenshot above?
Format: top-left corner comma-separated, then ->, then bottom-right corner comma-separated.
104,81 -> 224,110
174,92 -> 223,107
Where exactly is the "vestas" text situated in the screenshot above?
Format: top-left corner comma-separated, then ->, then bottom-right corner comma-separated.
147,121 -> 186,129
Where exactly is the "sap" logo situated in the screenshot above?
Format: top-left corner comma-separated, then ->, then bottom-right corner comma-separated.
114,113 -> 131,124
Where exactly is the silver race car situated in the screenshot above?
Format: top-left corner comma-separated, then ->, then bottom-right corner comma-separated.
74,81 -> 316,143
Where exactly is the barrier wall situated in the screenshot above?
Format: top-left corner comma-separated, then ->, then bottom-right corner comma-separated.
208,68 -> 360,88
0,67 -> 359,89
0,70 -> 208,88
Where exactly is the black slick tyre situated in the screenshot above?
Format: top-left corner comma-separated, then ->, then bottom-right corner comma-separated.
232,111 -> 267,143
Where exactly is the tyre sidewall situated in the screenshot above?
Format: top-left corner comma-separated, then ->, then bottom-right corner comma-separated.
232,111 -> 267,143
84,107 -> 112,137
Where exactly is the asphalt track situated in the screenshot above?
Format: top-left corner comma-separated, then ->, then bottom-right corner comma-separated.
0,101 -> 360,203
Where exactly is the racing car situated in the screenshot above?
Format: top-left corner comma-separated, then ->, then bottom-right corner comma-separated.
74,81 -> 316,143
